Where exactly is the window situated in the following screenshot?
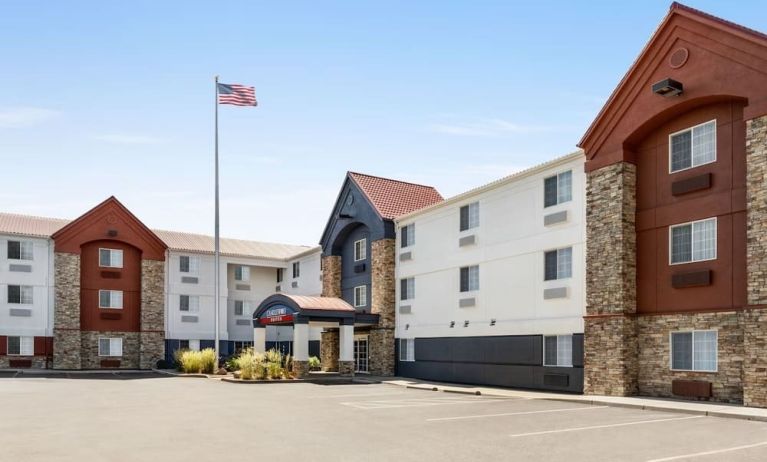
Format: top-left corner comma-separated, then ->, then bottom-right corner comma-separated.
354,238 -> 367,261
232,341 -> 253,354
543,335 -> 573,367
460,265 -> 479,292
354,285 -> 367,307
400,277 -> 415,301
292,262 -> 300,278
401,224 -> 415,248
7,336 -> 33,356
671,330 -> 717,372
399,338 -> 415,362
234,300 -> 249,316
179,339 -> 189,350
98,338 -> 123,357
276,268 -> 283,283
7,241 -> 33,260
188,339 -> 200,351
670,218 -> 717,264
179,255 -> 199,273
99,248 -> 123,268
99,290 -> 123,309
234,265 -> 250,281
8,285 -> 33,304
544,247 -> 573,281
544,170 -> 573,208
179,295 -> 199,313
670,120 -> 716,173
459,202 -> 480,231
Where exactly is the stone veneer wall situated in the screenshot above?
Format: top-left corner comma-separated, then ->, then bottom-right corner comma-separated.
637,312 -> 743,403
140,260 -> 165,369
53,252 -> 82,369
584,162 -> 638,396
744,114 -> 767,408
0,357 -> 47,369
320,330 -> 339,372
321,255 -> 342,298
370,239 -> 395,375
80,332 -> 141,369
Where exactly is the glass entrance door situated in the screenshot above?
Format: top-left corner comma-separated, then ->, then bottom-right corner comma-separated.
354,336 -> 369,373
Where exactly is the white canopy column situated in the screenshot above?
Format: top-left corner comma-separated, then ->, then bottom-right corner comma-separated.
253,325 -> 266,353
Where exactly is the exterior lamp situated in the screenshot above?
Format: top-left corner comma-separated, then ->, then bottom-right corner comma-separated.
652,78 -> 683,97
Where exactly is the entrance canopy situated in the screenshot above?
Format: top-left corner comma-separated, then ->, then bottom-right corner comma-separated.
253,294 -> 358,327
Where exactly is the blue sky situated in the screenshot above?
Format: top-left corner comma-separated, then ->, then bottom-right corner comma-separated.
1,1 -> 765,245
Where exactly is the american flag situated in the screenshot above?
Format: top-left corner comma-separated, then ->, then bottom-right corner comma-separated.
217,83 -> 257,106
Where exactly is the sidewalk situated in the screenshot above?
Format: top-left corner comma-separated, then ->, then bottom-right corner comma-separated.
358,375 -> 767,422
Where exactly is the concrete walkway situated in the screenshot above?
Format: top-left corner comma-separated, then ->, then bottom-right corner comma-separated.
358,376 -> 767,422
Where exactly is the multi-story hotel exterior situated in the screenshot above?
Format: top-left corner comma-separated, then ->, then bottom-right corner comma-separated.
580,3 -> 767,406
0,197 -> 321,369
394,152 -> 586,392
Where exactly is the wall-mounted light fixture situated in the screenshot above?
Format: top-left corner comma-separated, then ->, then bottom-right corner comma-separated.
463,320 -> 470,328
490,319 -> 496,326
405,323 -> 409,330
449,321 -> 455,328
652,78 -> 683,97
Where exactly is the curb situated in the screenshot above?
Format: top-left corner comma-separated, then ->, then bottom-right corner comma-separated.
221,377 -> 303,384
383,381 -> 767,422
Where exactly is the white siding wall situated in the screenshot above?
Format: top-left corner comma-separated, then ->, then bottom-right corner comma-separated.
0,235 -> 54,337
395,155 -> 586,340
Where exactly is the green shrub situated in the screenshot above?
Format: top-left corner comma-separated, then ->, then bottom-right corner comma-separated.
199,348 -> 216,374
308,356 -> 321,370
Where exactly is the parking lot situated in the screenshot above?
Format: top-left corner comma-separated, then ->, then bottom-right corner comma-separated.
1,374 -> 767,461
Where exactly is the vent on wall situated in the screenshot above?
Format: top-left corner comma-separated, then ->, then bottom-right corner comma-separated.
458,235 -> 476,247
543,374 -> 569,387
543,210 -> 568,227
354,263 -> 366,273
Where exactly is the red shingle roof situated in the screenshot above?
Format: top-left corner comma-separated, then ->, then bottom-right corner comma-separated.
348,172 -> 443,220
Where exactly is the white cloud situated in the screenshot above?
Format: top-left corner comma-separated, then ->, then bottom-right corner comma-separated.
92,134 -> 164,145
0,107 -> 59,128
429,118 -> 557,137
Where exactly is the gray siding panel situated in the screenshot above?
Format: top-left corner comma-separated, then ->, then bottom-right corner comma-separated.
397,334 -> 584,393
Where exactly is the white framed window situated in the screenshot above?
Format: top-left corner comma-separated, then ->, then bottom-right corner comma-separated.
179,295 -> 199,313
7,240 -> 33,260
459,202 -> 480,231
99,248 -> 123,268
543,335 -> 573,367
7,336 -> 34,356
292,261 -> 300,278
399,338 -> 415,362
670,218 -> 717,265
671,330 -> 717,372
544,247 -> 573,281
8,285 -> 33,304
400,277 -> 415,301
544,170 -> 573,208
234,300 -> 250,317
669,120 -> 716,173
98,290 -> 123,309
234,265 -> 250,282
179,255 -> 199,273
98,337 -> 123,357
401,224 -> 415,248
276,268 -> 284,283
459,265 -> 479,292
354,285 -> 367,307
354,238 -> 367,261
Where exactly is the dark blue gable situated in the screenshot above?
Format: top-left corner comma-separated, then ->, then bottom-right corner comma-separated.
319,175 -> 394,256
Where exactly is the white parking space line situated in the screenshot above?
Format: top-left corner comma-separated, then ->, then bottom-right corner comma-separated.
308,392 -> 411,399
341,397 -> 508,410
509,415 -> 703,438
646,441 -> 767,461
427,405 -> 609,422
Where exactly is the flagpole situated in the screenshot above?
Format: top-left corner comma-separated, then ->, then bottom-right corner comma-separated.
214,75 -> 220,371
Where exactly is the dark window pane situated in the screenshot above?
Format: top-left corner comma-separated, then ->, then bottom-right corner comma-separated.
7,241 -> 21,260
401,279 -> 408,300
179,340 -> 189,350
180,295 -> 189,312
544,336 -> 558,365
544,251 -> 558,281
671,225 -> 692,264
671,130 -> 692,172
276,268 -> 283,283
460,267 -> 469,292
100,291 -> 110,308
293,262 -> 300,278
99,249 -> 111,266
179,256 -> 190,273
459,206 -> 469,231
8,285 -> 21,304
544,176 -> 558,207
672,332 -> 693,370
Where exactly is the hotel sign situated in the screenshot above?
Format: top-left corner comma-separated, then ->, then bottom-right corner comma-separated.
259,305 -> 295,325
